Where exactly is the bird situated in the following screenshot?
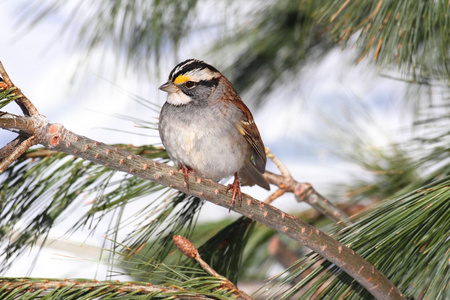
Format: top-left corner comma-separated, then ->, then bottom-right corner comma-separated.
158,59 -> 270,208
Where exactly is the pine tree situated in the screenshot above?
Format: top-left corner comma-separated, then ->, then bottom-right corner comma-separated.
0,1 -> 448,299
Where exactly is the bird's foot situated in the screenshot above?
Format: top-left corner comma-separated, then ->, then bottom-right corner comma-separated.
227,172 -> 242,212
179,164 -> 194,190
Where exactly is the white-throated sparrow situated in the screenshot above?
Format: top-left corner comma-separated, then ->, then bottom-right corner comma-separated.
159,59 -> 270,207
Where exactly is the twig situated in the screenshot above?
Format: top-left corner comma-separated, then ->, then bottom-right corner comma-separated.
263,148 -> 290,204
266,147 -> 292,178
0,61 -> 39,116
0,135 -> 36,172
264,148 -> 351,227
264,188 -> 286,204
23,148 -> 58,158
173,235 -> 253,300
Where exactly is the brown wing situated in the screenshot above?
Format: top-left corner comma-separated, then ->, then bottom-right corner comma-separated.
232,95 -> 267,173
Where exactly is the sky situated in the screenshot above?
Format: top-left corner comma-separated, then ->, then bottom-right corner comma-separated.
0,0 -> 411,281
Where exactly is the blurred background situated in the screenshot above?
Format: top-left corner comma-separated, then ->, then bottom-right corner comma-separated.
0,0 -> 448,297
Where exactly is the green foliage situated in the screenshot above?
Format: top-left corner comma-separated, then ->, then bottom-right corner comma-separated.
181,217 -> 255,284
19,0 -> 199,75
0,148 -> 257,294
121,212 -> 261,285
17,0 -> 450,99
345,143 -> 419,202
261,174 -> 450,299
0,276 -> 238,299
0,145 -> 166,273
258,88 -> 450,298
118,193 -> 205,283
0,87 -> 20,109
214,0 -> 334,102
318,100 -> 421,203
320,0 -> 450,81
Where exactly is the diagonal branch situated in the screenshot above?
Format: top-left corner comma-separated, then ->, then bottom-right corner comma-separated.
0,61 -> 404,300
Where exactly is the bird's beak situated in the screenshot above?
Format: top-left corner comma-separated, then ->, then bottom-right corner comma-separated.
159,81 -> 179,93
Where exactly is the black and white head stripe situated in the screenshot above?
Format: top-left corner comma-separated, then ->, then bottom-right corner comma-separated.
169,59 -> 221,84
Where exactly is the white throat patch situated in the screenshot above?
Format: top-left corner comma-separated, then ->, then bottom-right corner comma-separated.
167,91 -> 192,105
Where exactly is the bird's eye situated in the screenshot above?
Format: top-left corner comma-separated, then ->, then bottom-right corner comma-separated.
185,81 -> 196,88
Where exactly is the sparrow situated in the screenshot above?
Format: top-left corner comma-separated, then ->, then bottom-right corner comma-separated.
159,59 -> 269,208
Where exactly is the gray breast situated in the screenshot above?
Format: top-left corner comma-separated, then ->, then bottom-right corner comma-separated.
159,101 -> 251,181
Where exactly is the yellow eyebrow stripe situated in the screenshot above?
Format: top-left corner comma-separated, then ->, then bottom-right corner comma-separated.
174,75 -> 190,84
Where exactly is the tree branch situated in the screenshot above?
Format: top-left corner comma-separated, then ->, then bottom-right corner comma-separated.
0,61 -> 404,300
264,148 -> 351,227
